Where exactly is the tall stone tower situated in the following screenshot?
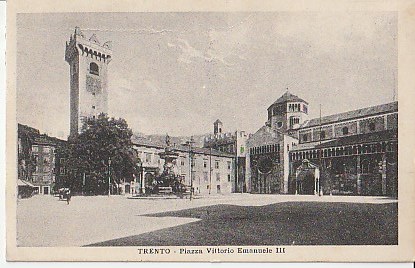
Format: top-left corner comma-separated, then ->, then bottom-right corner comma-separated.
65,27 -> 112,137
213,119 -> 223,136
266,91 -> 309,132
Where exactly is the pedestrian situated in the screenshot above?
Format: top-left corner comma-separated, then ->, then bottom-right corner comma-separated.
66,189 -> 71,205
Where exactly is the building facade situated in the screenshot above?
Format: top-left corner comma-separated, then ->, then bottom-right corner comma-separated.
203,120 -> 248,192
133,136 -> 236,196
289,102 -> 398,196
17,124 -> 66,195
246,91 -> 398,197
65,27 -> 112,137
246,92 -> 305,194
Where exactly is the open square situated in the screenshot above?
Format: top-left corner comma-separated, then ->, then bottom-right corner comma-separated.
17,194 -> 397,247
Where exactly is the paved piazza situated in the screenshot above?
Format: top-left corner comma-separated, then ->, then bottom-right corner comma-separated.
16,194 -> 397,247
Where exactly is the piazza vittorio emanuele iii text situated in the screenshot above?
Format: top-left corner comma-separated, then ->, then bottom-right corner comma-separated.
17,27 -> 398,199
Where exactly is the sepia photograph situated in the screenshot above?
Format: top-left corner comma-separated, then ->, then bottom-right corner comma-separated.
5,0 -> 415,262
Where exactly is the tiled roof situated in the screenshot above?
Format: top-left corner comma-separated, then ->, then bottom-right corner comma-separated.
299,101 -> 398,129
18,124 -> 67,146
132,136 -> 234,158
290,140 -> 334,151
270,91 -> 308,106
314,129 -> 398,148
18,124 -> 40,136
290,130 -> 397,151
132,136 -> 165,148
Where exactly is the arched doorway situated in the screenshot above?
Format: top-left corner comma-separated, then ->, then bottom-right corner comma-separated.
298,170 -> 315,195
257,156 -> 274,194
295,159 -> 320,195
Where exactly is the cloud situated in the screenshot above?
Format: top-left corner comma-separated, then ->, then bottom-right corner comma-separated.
165,15 -> 257,67
167,36 -> 238,67
79,27 -> 174,35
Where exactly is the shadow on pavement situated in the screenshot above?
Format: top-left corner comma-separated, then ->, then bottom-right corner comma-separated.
86,201 -> 398,247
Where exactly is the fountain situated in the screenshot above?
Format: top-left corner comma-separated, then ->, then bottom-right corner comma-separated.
153,134 -> 186,195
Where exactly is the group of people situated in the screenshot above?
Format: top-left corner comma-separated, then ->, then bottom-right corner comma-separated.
58,188 -> 72,204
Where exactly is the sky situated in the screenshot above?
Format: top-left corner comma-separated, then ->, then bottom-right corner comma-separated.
16,12 -> 397,138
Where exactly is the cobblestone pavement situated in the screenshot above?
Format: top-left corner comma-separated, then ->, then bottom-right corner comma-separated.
16,193 -> 397,247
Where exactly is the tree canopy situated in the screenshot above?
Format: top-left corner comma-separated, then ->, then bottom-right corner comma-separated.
64,114 -> 139,195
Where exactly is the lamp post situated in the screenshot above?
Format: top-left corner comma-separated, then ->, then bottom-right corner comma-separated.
182,137 -> 195,201
209,147 -> 212,195
137,160 -> 143,195
108,157 -> 111,197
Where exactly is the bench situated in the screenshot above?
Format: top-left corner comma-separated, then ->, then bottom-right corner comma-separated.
180,186 -> 192,198
158,186 -> 173,195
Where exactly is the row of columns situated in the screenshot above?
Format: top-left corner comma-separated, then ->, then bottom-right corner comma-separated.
293,153 -> 388,196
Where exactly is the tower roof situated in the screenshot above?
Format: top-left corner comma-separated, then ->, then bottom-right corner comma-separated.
271,91 -> 308,106
214,119 -> 222,124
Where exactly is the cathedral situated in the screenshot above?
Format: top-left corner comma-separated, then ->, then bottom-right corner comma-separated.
246,92 -> 398,197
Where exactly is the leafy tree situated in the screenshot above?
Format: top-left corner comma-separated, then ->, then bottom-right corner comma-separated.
65,113 -> 139,195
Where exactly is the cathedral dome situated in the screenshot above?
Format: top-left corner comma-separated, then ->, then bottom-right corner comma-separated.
271,91 -> 308,106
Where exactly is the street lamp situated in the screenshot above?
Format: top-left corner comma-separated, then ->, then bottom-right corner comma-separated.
136,159 -> 143,195
108,157 -> 111,197
209,147 -> 212,195
182,137 -> 195,201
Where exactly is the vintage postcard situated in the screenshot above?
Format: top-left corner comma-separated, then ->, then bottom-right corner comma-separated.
5,0 -> 415,262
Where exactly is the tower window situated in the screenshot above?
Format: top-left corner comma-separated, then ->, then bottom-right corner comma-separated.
92,106 -> 96,109
89,62 -> 99,76
369,122 -> 376,131
303,104 -> 308,113
342,126 -> 349,135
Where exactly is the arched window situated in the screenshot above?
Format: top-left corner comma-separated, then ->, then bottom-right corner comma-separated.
304,104 -> 308,113
342,126 -> 349,135
303,134 -> 308,142
89,62 -> 99,76
361,160 -> 371,174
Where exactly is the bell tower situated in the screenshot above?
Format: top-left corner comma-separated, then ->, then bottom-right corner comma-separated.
214,119 -> 223,136
267,91 -> 309,132
65,27 -> 112,137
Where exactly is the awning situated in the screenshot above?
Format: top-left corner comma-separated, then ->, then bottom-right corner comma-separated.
17,179 -> 35,187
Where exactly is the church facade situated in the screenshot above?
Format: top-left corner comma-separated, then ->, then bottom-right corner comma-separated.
245,92 -> 398,197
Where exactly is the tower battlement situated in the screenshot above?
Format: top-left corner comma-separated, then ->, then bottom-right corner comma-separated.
65,27 -> 112,64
